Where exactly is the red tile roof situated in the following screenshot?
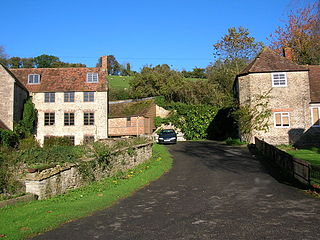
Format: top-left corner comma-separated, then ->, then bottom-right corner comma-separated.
10,67 -> 107,92
238,47 -> 307,76
307,65 -> 320,103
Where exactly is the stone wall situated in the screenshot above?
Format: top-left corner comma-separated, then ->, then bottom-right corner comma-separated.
13,84 -> 28,123
0,65 -> 15,130
238,71 -> 312,145
156,105 -> 171,118
32,91 -> 108,145
25,142 -> 152,199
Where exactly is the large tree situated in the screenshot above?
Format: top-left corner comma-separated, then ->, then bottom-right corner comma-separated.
0,46 -> 8,66
130,64 -> 184,101
97,55 -> 121,75
269,3 -> 320,64
34,54 -> 60,68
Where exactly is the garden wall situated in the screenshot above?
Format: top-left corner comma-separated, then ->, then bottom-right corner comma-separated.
25,142 -> 153,200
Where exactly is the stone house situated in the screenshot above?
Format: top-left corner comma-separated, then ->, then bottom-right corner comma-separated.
108,99 -> 156,137
2,56 -> 109,145
0,64 -> 29,130
234,47 -> 320,146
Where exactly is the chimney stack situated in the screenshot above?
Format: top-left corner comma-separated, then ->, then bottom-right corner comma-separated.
100,56 -> 108,72
283,47 -> 294,61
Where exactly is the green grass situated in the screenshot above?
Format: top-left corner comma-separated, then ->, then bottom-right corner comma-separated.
0,144 -> 173,240
278,146 -> 320,166
107,75 -> 207,90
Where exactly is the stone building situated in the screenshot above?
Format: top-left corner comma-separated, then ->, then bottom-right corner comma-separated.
0,64 -> 29,130
4,56 -> 109,145
108,99 -> 156,137
234,47 -> 320,146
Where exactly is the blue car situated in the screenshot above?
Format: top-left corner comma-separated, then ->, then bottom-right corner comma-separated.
158,129 -> 177,144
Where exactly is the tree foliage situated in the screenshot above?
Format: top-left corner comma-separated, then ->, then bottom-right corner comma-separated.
14,98 -> 37,138
269,3 -> 320,64
213,26 -> 264,62
130,64 -> 184,101
181,67 -> 207,78
0,45 -> 8,66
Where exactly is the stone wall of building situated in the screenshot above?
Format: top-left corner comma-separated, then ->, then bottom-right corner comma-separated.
0,65 -> 15,130
238,71 -> 311,145
13,84 -> 28,123
25,142 -> 152,199
32,91 -> 108,145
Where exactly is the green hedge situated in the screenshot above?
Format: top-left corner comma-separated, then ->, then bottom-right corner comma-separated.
0,129 -> 19,147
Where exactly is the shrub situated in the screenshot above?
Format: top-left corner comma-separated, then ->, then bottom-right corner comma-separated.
43,136 -> 74,147
18,136 -> 40,151
0,129 -> 19,147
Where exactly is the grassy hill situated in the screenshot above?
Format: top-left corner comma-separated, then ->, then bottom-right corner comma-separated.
108,75 -> 207,90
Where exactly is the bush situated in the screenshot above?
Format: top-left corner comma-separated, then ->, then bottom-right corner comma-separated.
18,136 -> 40,151
43,136 -> 74,147
0,129 -> 19,147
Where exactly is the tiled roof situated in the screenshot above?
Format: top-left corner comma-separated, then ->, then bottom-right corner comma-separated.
0,120 -> 9,130
109,100 -> 154,118
307,65 -> 320,103
238,47 -> 307,76
10,67 -> 107,92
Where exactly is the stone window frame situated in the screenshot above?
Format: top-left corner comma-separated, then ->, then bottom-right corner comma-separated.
84,112 -> 95,125
64,92 -> 75,102
311,107 -> 320,127
28,74 -> 41,84
86,73 -> 99,83
44,112 -> 55,126
272,72 -> 287,87
64,112 -> 75,126
84,92 -> 95,102
274,112 -> 290,128
44,92 -> 55,103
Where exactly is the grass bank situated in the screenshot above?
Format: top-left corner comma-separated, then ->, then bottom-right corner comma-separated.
0,144 -> 173,240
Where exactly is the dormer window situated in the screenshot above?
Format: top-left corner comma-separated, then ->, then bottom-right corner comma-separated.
272,72 -> 287,87
28,74 -> 40,84
86,73 -> 98,83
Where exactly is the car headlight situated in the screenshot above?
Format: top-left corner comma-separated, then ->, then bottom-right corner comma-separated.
158,137 -> 164,140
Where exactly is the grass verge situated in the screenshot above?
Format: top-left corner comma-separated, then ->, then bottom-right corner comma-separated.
278,145 -> 320,166
0,144 -> 173,240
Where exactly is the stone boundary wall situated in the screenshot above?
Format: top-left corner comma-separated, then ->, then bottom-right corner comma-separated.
25,142 -> 153,200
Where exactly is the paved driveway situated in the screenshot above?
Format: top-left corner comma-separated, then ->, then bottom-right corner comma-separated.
33,141 -> 320,240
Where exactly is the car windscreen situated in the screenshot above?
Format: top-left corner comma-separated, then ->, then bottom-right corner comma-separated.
160,130 -> 175,134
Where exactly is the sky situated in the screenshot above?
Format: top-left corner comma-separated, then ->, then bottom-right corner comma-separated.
1,0 -> 317,71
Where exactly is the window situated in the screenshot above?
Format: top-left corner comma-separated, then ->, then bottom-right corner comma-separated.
28,74 -> 40,84
84,92 -> 94,102
44,112 -> 55,126
274,112 -> 290,127
83,135 -> 95,144
86,73 -> 99,83
64,92 -> 75,102
44,92 -> 55,103
311,107 -> 320,127
84,112 -> 94,125
64,113 -> 75,126
272,73 -> 287,87
65,136 -> 75,145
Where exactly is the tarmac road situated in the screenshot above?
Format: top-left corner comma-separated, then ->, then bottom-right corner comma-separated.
32,141 -> 320,240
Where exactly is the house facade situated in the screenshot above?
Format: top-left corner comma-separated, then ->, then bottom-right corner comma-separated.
234,47 -> 320,146
0,64 -> 29,130
0,56 -> 109,145
108,99 -> 156,137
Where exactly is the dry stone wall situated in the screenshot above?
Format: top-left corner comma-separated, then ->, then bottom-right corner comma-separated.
25,142 -> 152,199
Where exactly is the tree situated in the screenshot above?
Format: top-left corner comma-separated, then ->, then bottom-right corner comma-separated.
130,64 -> 184,101
8,57 -> 22,68
34,54 -> 60,68
0,46 -> 8,66
269,3 -> 320,64
213,27 -> 264,62
21,58 -> 35,68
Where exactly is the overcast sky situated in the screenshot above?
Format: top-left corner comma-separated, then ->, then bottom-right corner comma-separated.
1,0 -> 317,71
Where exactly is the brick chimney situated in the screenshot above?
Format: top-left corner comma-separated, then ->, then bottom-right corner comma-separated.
100,56 -> 108,72
283,47 -> 294,61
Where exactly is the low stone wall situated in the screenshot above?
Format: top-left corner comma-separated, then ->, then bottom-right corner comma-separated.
25,142 -> 153,200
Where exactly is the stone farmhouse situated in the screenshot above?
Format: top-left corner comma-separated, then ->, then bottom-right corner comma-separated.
0,56 -> 108,145
234,47 -> 320,146
108,99 -> 156,137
